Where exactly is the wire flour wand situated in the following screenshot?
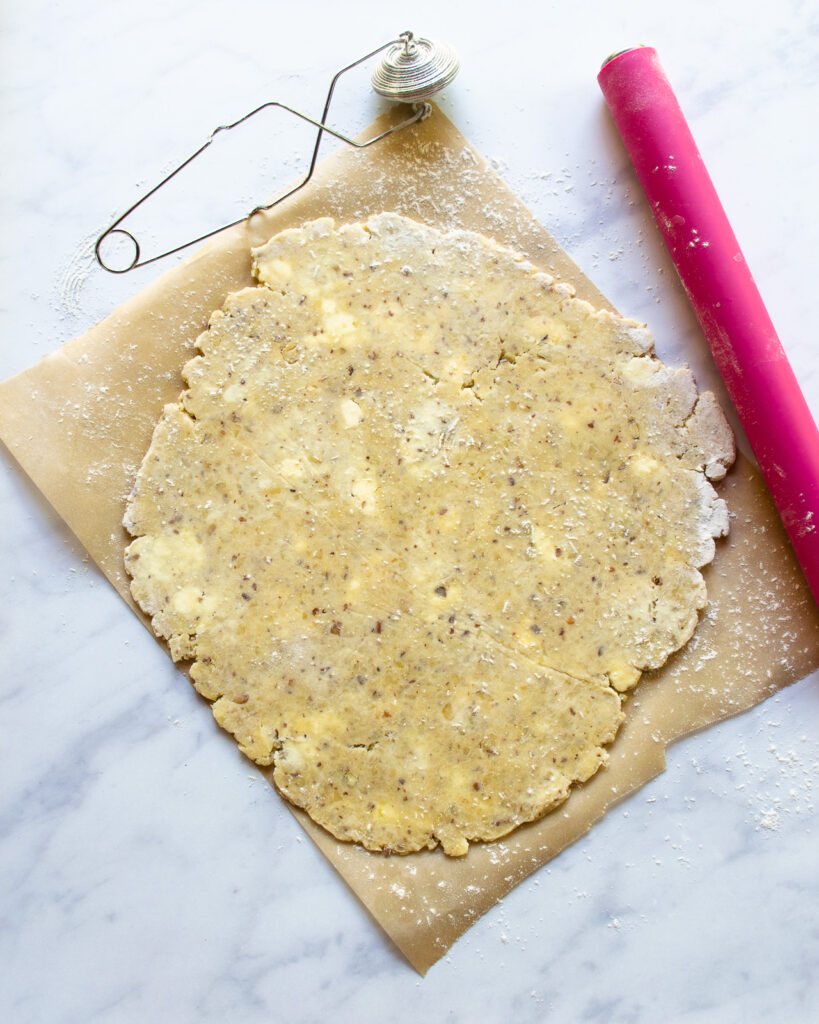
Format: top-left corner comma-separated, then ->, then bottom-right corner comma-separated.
95,31 -> 459,273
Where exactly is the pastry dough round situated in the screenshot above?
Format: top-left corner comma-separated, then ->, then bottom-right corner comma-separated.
124,214 -> 733,856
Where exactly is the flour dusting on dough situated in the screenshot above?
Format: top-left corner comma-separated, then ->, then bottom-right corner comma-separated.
124,214 -> 734,856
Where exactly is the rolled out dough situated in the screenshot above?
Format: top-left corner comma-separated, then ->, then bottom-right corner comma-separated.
124,213 -> 734,856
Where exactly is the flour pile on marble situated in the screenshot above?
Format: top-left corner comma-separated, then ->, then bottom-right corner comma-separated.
123,213 -> 734,856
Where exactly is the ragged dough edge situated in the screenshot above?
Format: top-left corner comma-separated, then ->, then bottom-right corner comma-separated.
124,213 -> 735,856
209,642 -> 626,857
122,404 -> 212,663
684,390 -> 736,482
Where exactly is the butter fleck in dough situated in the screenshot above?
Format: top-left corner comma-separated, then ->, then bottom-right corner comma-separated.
124,213 -> 733,856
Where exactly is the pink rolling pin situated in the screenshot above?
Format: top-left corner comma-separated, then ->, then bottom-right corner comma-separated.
598,46 -> 819,606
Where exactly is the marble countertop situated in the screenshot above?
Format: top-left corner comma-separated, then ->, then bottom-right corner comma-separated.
2,1 -> 817,1021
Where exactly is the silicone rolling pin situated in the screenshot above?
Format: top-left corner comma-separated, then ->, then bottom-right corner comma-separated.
598,46 -> 819,605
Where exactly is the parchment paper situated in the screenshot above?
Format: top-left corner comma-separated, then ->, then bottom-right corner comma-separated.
2,107 -> 817,975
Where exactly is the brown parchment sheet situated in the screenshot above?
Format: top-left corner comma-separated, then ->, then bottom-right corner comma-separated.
2,107 -> 818,975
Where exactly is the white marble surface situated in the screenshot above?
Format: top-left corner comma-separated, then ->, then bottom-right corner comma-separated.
2,1 -> 818,1021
